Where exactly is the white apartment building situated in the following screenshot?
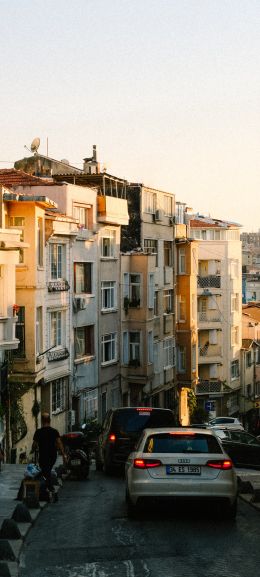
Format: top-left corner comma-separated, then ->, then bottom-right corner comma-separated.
189,215 -> 242,418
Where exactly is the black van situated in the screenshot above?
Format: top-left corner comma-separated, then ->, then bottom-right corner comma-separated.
96,407 -> 176,473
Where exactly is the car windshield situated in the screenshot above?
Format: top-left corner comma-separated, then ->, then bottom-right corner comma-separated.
143,433 -> 223,454
112,409 -> 175,434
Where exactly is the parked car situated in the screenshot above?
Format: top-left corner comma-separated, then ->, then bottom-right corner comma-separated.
209,417 -> 244,430
96,407 -> 176,474
212,428 -> 260,469
125,427 -> 238,519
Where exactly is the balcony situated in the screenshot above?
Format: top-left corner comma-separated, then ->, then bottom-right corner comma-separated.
198,344 -> 222,363
48,279 -> 70,292
196,380 -> 224,395
197,275 -> 221,289
97,195 -> 129,226
198,311 -> 222,325
0,316 -> 19,350
47,348 -> 69,362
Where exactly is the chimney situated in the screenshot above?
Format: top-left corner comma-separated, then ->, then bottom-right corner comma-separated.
93,145 -> 97,162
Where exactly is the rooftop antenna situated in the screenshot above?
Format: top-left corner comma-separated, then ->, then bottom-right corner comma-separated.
24,137 -> 41,155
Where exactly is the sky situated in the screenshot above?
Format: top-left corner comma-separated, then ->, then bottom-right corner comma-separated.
0,0 -> 259,231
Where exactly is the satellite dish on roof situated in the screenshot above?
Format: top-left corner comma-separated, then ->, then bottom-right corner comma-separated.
30,137 -> 40,154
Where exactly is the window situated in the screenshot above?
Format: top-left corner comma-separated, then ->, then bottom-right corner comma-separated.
50,311 -> 62,348
164,195 -> 172,216
123,331 -> 141,366
123,273 -> 141,307
179,248 -> 186,274
37,217 -> 43,267
8,216 -> 25,263
163,338 -> 175,369
74,262 -> 92,293
75,325 -> 94,359
50,244 -> 63,279
144,239 -> 158,265
231,326 -> 239,346
101,281 -> 116,310
246,351 -> 252,368
148,331 -> 153,364
153,340 -> 159,373
178,345 -> 186,372
178,295 -> 186,322
52,377 -> 66,413
164,241 -> 172,266
73,204 -> 92,229
14,306 -> 25,357
154,290 -> 159,316
36,307 -> 43,356
231,294 -> 239,312
163,289 -> 173,313
144,190 -> 156,214
192,345 -> 197,372
101,333 -> 117,364
102,230 -> 116,258
148,273 -> 155,309
231,360 -> 239,379
83,389 -> 98,419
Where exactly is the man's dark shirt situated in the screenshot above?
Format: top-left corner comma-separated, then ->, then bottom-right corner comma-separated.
33,426 -> 60,464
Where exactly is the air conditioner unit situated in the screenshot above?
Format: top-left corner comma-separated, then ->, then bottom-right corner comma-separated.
73,297 -> 87,311
169,216 -> 176,225
154,209 -> 163,221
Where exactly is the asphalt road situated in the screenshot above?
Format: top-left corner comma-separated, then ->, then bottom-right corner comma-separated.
19,465 -> 260,577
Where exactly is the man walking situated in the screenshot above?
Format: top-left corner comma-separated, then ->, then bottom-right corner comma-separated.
32,412 -> 66,498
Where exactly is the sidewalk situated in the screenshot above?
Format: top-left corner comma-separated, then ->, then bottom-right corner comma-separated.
0,462 -> 62,577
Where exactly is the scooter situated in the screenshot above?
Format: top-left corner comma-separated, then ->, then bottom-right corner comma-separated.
62,432 -> 90,480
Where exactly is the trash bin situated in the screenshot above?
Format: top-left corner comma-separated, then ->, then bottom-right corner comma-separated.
10,448 -> 17,464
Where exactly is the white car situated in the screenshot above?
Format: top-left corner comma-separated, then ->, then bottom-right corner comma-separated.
125,427 -> 238,519
209,417 -> 244,430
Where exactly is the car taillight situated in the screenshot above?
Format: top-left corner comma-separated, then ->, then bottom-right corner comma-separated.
206,460 -> 233,470
109,434 -> 116,442
134,458 -> 162,469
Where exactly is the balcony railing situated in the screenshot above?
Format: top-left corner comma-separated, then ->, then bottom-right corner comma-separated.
47,348 -> 70,362
196,380 -> 223,394
199,344 -> 222,358
197,275 -> 221,289
48,280 -> 70,292
198,312 -> 221,323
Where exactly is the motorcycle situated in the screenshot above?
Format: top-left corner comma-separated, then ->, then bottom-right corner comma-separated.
62,431 -> 90,480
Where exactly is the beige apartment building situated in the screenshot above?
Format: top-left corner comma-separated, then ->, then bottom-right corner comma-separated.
188,215 -> 242,419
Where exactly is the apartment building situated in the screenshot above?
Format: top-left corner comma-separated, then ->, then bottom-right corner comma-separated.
188,215 -> 242,419
120,184 -> 176,413
241,304 -> 260,433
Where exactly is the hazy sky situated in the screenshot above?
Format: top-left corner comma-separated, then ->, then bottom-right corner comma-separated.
1,0 -> 259,231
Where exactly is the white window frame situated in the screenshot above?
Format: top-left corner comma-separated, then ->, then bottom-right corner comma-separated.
50,310 -> 62,348
123,273 -> 141,306
178,345 -> 186,373
50,243 -> 64,280
148,330 -> 153,364
164,195 -> 172,216
101,333 -> 117,365
101,281 -> 116,310
144,191 -> 156,214
164,289 -> 173,314
101,230 -> 116,258
52,377 -> 66,414
231,359 -> 239,380
163,338 -> 175,369
36,306 -> 43,356
179,248 -> 186,274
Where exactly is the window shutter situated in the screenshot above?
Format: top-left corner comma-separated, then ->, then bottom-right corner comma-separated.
122,332 -> 129,364
123,273 -> 129,299
148,330 -> 153,363
148,273 -> 155,309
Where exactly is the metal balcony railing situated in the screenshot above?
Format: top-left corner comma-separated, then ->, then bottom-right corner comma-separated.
47,348 -> 70,362
197,275 -> 221,289
199,344 -> 222,358
196,380 -> 222,394
48,280 -> 70,292
198,312 -> 221,323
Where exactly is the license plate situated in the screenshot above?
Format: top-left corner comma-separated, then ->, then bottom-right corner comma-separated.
166,465 -> 201,475
70,459 -> 81,466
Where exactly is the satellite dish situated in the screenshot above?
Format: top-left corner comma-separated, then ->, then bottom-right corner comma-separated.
30,137 -> 40,154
